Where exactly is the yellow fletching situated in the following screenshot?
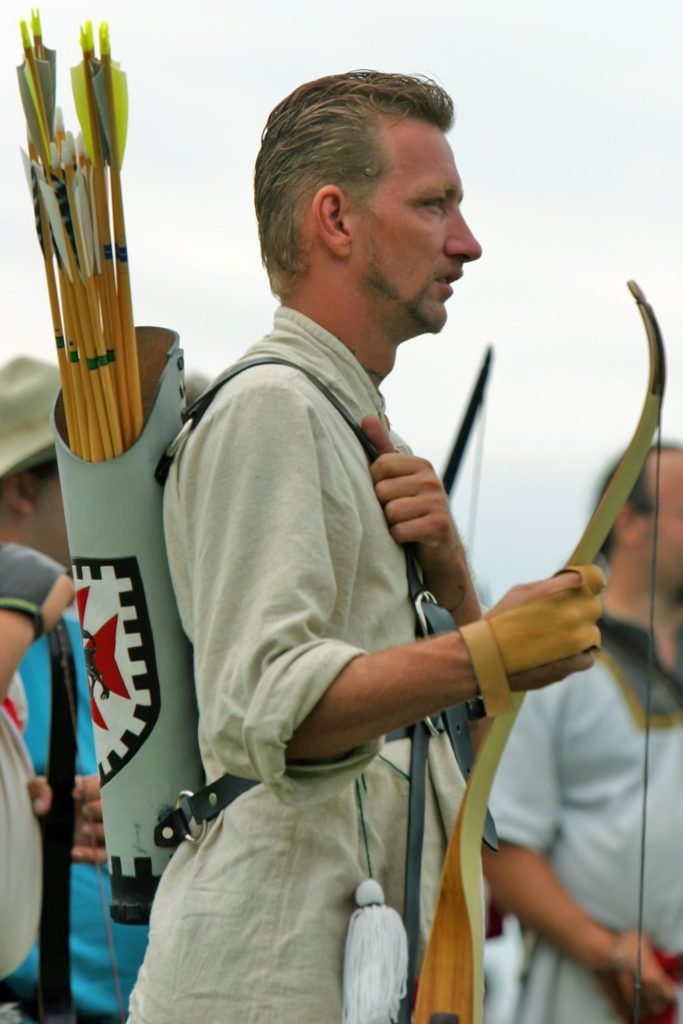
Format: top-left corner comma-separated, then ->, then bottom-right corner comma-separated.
30,9 -> 42,39
19,19 -> 31,50
111,63 -> 128,165
21,61 -> 50,162
99,22 -> 111,57
70,63 -> 96,164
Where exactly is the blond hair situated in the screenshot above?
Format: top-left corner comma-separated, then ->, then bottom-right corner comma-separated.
254,70 -> 454,295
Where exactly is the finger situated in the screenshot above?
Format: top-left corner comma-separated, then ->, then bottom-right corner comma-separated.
613,969 -> 636,1013
72,845 -> 108,866
640,961 -> 679,999
75,819 -> 106,843
360,414 -> 395,457
544,569 -> 584,593
85,799 -> 104,824
89,823 -> 106,844
594,973 -> 631,1017
27,776 -> 53,816
558,563 -> 606,596
373,461 -> 442,498
491,575 -> 583,616
509,651 -> 595,692
73,773 -> 100,802
381,493 -> 437,526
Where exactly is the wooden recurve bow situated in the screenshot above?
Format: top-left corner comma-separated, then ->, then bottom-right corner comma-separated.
414,281 -> 666,1024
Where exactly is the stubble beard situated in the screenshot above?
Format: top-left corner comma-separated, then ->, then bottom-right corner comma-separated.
365,255 -> 447,338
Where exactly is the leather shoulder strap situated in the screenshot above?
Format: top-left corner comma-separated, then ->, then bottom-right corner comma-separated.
156,357 -> 379,482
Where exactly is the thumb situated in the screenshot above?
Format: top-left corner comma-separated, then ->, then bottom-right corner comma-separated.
361,414 -> 395,456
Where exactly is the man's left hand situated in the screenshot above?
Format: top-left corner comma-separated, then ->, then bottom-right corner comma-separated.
362,415 -> 467,606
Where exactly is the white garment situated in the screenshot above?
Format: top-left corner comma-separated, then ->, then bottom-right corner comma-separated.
490,648 -> 683,1024
129,308 -> 468,1024
0,677 -> 41,979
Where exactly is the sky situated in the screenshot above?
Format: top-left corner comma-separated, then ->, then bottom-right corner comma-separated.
2,0 -> 681,602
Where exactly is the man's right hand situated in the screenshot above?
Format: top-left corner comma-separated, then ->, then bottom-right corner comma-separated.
487,567 -> 604,694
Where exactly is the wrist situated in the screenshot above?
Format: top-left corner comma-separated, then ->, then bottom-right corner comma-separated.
422,558 -> 480,625
577,922 -> 620,972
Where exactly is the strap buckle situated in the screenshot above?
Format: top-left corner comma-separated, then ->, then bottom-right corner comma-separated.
414,589 -> 438,637
175,789 -> 208,845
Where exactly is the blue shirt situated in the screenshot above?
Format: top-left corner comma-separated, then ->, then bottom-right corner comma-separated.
6,612 -> 149,1020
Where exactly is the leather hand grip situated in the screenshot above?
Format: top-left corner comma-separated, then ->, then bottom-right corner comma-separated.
489,563 -> 605,676
459,564 -> 604,716
459,619 -> 514,716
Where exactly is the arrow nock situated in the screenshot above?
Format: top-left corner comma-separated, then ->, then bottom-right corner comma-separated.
99,22 -> 111,58
80,20 -> 95,56
30,8 -> 42,40
19,19 -> 32,52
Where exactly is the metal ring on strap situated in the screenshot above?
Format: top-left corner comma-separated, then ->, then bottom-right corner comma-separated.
175,789 -> 208,845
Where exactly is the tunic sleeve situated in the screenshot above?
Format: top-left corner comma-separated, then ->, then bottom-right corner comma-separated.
164,368 -> 381,806
489,685 -> 565,852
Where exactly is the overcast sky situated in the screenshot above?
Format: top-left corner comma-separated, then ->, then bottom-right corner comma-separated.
2,0 -> 681,600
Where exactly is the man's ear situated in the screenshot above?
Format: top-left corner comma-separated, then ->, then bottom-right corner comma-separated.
0,472 -> 40,519
310,185 -> 357,259
613,502 -> 650,549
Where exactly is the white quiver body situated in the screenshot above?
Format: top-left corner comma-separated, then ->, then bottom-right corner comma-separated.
53,327 -> 202,923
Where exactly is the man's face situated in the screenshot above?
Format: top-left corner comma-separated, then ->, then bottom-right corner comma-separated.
353,117 -> 482,343
648,450 -> 683,604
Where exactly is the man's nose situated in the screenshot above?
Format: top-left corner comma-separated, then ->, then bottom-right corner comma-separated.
446,210 -> 482,263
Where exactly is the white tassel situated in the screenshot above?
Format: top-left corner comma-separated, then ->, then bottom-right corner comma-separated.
342,878 -> 409,1024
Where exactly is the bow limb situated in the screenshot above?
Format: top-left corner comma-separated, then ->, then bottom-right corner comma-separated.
442,346 -> 493,498
414,280 -> 666,1024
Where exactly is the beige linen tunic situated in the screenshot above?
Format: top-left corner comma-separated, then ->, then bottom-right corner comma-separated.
129,308 -> 468,1024
0,680 -> 42,978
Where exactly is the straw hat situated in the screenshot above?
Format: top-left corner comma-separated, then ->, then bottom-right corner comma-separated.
0,357 -> 60,478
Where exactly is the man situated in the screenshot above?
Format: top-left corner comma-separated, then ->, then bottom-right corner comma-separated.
486,446 -> 683,1023
129,72 -> 602,1023
0,356 -> 149,1023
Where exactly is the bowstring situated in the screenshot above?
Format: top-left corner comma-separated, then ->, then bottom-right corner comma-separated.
465,396 -> 488,562
632,426 -> 662,1023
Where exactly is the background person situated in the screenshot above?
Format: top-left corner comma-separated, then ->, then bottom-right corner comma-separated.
0,541 -> 73,991
0,356 -> 149,1024
486,446 -> 683,1023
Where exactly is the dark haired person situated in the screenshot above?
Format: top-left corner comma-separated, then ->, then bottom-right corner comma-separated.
0,356 -> 148,1024
487,446 -> 683,1023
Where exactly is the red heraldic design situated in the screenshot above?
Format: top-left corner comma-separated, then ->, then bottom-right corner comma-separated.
72,556 -> 161,784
